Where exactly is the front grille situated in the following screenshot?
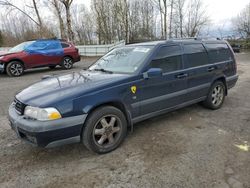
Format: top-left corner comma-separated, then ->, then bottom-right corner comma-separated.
14,99 -> 26,115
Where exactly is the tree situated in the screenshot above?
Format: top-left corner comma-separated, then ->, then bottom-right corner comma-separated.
0,0 -> 45,36
0,30 -> 3,46
128,0 -> 156,43
158,0 -> 164,38
153,0 -> 168,39
48,0 -> 67,39
158,0 -> 168,39
115,0 -> 130,43
0,0 -> 41,27
217,23 -> 226,39
32,0 -> 43,29
71,4 -> 94,44
123,0 -> 129,43
175,0 -> 185,37
59,0 -> 75,41
92,0 -> 113,44
162,0 -> 168,39
232,3 -> 250,38
169,0 -> 175,38
0,0 -> 212,46
185,0 -> 209,37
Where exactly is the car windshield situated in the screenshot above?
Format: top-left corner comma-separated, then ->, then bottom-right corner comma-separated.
9,41 -> 35,53
89,46 -> 154,74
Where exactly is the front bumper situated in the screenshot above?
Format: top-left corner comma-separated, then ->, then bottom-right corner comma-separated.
8,104 -> 87,148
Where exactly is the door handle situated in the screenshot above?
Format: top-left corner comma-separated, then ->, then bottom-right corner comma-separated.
176,73 -> 188,79
207,67 -> 216,72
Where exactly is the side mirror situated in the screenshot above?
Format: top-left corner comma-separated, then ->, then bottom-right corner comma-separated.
143,68 -> 162,79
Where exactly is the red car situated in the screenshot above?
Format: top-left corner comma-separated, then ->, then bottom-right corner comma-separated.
0,39 -> 80,77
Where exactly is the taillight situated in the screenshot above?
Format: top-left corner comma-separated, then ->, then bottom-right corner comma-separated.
232,53 -> 237,73
227,42 -> 237,74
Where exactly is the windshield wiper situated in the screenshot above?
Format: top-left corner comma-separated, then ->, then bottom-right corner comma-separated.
93,68 -> 113,74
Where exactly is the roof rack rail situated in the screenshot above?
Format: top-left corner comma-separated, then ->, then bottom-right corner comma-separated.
168,37 -> 198,41
196,37 -> 221,41
27,37 -> 67,41
168,37 -> 222,42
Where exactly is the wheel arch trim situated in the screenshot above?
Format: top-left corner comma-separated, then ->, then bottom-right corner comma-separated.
211,76 -> 228,95
6,59 -> 26,70
82,101 -> 133,128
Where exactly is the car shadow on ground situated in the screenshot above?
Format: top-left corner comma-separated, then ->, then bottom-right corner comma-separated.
19,103 -> 206,160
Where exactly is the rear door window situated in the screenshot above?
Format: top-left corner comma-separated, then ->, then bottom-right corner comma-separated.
205,43 -> 232,63
183,44 -> 209,68
151,45 -> 182,73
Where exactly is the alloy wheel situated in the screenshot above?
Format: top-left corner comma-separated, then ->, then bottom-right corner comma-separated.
211,85 -> 224,106
10,63 -> 23,76
63,57 -> 73,69
93,115 -> 122,147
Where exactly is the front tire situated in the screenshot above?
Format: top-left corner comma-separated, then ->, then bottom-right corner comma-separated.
61,56 -> 73,70
82,106 -> 127,154
203,81 -> 226,110
6,61 -> 24,77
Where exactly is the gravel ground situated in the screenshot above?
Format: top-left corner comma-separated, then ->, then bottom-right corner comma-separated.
0,54 -> 249,188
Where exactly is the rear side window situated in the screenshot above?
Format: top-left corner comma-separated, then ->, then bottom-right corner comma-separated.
205,43 -> 232,63
61,43 -> 70,48
151,45 -> 182,73
183,44 -> 209,68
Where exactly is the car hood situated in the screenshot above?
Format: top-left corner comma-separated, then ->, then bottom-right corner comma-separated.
0,51 -> 6,55
16,70 -> 131,107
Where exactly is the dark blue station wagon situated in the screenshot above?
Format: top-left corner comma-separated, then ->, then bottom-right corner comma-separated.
8,38 -> 238,153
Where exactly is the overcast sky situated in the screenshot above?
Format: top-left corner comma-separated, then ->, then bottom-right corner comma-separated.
206,0 -> 249,25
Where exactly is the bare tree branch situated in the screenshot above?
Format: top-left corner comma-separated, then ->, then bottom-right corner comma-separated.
59,0 -> 75,41
0,0 -> 40,26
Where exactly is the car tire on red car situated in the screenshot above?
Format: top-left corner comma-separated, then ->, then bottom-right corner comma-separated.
61,56 -> 73,70
6,61 -> 24,77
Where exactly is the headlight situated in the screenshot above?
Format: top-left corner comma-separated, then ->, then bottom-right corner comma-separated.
0,56 -> 5,60
24,106 -> 62,121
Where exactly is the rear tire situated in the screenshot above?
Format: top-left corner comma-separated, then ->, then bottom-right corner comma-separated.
61,56 -> 73,70
203,81 -> 226,110
82,106 -> 127,154
6,61 -> 24,77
